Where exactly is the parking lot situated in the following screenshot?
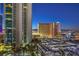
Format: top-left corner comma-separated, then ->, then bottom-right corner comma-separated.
37,39 -> 79,56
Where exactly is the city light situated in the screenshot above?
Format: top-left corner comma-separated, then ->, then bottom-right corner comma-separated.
0,3 -> 79,56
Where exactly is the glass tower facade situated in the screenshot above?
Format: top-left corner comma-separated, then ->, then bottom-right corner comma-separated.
12,3 -> 16,44
3,3 -> 32,47
4,3 -> 13,44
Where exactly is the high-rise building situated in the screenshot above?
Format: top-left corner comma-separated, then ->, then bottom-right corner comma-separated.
22,3 -> 32,44
0,15 -> 3,33
4,3 -> 13,44
38,23 -> 50,38
0,15 -> 4,43
3,3 -> 32,48
15,3 -> 32,48
56,21 -> 61,34
38,22 -> 61,38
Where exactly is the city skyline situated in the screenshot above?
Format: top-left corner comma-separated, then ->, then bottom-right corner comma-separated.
32,3 -> 79,30
0,3 -> 79,56
0,3 -> 79,30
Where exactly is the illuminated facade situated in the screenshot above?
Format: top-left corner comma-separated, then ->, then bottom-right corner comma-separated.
4,3 -> 13,44
38,23 -> 50,38
38,22 -> 61,38
32,29 -> 40,39
74,32 -> 79,40
3,3 -> 32,47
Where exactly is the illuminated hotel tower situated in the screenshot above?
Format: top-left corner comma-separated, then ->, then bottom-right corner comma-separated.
50,22 -> 61,38
15,3 -> 32,48
56,21 -> 61,34
4,3 -> 32,47
38,22 -> 61,38
4,3 -> 13,44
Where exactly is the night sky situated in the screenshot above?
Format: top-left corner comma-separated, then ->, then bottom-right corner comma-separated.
0,3 -> 4,14
32,3 -> 79,30
0,3 -> 4,32
0,3 -> 79,30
